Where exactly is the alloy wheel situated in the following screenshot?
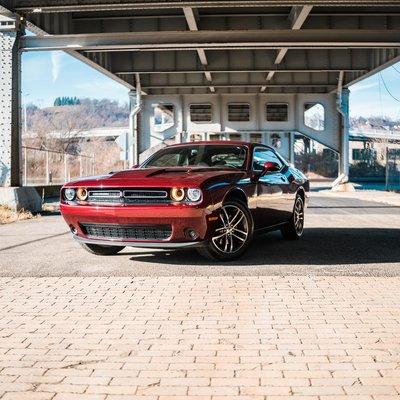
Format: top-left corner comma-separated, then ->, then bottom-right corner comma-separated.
211,204 -> 249,254
294,197 -> 304,236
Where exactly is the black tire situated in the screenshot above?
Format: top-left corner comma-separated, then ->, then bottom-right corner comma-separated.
197,200 -> 253,261
281,195 -> 305,240
79,242 -> 125,255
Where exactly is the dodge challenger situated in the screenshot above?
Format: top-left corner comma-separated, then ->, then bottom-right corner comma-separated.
60,141 -> 308,260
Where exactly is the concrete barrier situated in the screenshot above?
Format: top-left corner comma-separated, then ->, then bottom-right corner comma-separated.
0,187 -> 42,212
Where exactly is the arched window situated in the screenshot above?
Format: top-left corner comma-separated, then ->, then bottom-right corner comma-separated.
154,104 -> 174,132
304,103 -> 325,131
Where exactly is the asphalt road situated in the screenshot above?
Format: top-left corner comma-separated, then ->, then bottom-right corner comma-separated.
1,191 -> 399,277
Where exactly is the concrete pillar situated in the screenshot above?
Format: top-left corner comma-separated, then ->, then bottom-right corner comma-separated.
339,88 -> 350,177
0,14 -> 22,187
128,86 -> 141,167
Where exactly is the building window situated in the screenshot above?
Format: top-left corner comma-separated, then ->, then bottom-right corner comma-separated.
154,104 -> 174,132
250,133 -> 262,144
189,133 -> 203,142
304,102 -> 325,131
352,148 -> 377,162
228,103 -> 250,122
228,133 -> 242,141
266,103 -> 288,122
190,104 -> 212,122
209,133 -> 224,141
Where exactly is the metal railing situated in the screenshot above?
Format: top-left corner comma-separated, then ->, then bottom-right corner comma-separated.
22,146 -> 95,186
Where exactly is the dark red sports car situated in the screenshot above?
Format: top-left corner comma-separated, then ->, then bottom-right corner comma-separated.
60,141 -> 308,260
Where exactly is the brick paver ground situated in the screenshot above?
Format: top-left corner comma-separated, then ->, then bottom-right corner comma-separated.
0,276 -> 399,399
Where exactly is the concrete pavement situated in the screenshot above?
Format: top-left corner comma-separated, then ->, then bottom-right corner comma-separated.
0,191 -> 399,277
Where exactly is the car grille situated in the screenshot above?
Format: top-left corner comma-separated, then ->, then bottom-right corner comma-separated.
87,189 -> 170,205
81,223 -> 172,241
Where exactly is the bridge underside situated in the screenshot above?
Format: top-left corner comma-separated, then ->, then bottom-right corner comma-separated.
1,0 -> 400,189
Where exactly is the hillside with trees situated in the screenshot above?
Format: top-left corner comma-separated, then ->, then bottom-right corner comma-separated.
23,98 -> 130,179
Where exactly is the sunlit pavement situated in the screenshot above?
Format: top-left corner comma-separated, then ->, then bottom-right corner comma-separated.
1,190 -> 400,277
0,191 -> 400,399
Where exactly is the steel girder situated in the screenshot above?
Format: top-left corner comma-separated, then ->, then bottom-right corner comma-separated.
13,1 -> 400,14
19,29 -> 400,52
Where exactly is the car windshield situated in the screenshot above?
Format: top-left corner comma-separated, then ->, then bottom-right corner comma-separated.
142,144 -> 248,170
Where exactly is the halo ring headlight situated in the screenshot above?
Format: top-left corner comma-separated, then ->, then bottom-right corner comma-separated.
76,187 -> 88,201
64,188 -> 76,201
187,188 -> 202,202
171,187 -> 185,202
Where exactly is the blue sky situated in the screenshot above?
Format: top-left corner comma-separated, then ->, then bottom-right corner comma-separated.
22,50 -> 400,119
22,51 -> 129,107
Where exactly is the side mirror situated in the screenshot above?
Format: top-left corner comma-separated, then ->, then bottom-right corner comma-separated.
262,161 -> 280,175
131,164 -> 139,169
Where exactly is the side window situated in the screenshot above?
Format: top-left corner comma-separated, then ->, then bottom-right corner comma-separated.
252,147 -> 283,172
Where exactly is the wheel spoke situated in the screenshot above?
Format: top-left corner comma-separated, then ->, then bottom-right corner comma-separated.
229,209 -> 241,226
233,228 -> 247,237
219,213 -> 227,227
224,234 -> 229,252
229,235 -> 234,252
231,214 -> 244,229
222,208 -> 230,226
232,232 -> 246,242
213,232 -> 227,240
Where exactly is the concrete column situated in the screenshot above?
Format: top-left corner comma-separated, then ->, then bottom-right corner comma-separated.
0,14 -> 22,187
339,88 -> 350,177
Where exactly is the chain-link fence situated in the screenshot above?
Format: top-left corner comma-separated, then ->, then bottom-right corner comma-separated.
386,148 -> 400,191
22,146 -> 95,186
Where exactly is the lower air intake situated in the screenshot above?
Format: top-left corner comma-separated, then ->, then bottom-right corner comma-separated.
81,223 -> 172,241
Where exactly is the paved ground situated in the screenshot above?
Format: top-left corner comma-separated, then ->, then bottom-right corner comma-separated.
0,276 -> 399,400
0,190 -> 400,399
0,191 -> 399,276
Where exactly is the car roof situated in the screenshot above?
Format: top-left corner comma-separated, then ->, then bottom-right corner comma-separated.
167,140 -> 275,151
168,140 -> 255,147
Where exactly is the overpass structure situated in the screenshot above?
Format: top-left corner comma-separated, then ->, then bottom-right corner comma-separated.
1,1 -> 400,206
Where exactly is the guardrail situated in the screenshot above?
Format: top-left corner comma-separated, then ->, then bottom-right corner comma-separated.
22,146 -> 95,186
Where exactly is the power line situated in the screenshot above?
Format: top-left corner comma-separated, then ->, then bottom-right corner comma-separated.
379,72 -> 400,103
391,64 -> 400,75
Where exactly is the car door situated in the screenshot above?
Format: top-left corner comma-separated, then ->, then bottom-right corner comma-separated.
252,147 -> 291,228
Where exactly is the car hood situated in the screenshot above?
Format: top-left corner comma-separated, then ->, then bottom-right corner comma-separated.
64,167 -> 247,189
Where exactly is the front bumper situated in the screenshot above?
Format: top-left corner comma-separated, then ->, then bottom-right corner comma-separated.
60,202 -> 215,247
73,234 -> 203,249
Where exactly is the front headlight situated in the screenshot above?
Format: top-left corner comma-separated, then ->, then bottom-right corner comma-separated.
76,187 -> 88,201
171,187 -> 185,201
187,188 -> 202,202
64,188 -> 76,201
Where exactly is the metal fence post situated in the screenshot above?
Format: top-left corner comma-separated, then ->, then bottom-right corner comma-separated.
385,147 -> 389,191
64,153 -> 68,183
23,147 -> 27,186
45,149 -> 50,185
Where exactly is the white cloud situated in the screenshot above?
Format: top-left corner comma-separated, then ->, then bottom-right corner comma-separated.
51,51 -> 62,83
350,81 -> 378,93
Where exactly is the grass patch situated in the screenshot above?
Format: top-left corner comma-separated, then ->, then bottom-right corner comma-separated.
0,205 -> 38,225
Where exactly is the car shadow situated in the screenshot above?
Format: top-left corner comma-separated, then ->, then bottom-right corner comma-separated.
126,228 -> 400,266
